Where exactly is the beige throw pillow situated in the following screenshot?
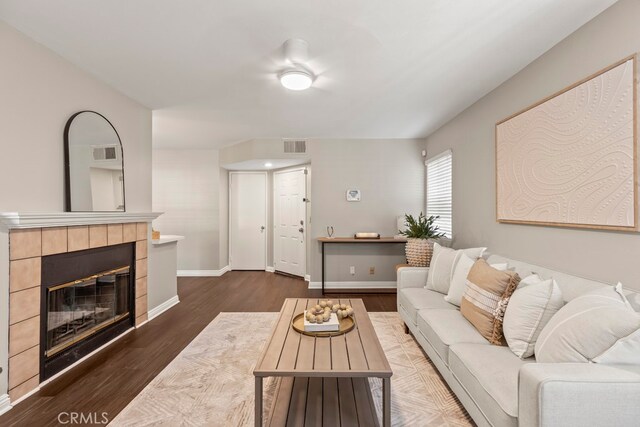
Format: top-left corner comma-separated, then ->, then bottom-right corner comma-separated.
535,284 -> 640,364
425,243 -> 486,294
503,277 -> 564,358
446,256 -> 507,307
460,259 -> 520,345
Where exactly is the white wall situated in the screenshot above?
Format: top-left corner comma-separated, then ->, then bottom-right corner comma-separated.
152,149 -> 222,271
424,0 -> 640,291
0,21 -> 151,212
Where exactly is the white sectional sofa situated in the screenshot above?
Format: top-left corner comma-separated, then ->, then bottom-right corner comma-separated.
397,254 -> 640,427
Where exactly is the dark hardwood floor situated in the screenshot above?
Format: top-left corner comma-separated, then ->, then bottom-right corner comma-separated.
1,271 -> 396,426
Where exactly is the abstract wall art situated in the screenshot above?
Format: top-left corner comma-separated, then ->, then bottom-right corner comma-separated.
496,55 -> 637,231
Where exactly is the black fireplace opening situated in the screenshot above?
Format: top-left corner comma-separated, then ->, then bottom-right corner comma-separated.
41,243 -> 135,381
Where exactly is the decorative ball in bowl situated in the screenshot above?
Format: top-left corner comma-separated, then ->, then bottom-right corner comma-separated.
304,300 -> 354,324
330,302 -> 354,320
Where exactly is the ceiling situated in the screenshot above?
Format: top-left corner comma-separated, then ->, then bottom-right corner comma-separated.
0,0 -> 617,149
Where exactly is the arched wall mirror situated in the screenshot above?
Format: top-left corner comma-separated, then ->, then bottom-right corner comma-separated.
64,111 -> 126,212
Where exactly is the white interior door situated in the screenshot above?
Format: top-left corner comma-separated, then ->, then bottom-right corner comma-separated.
230,172 -> 267,270
274,168 -> 306,277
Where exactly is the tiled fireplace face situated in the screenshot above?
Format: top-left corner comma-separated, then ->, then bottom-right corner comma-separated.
7,222 -> 149,402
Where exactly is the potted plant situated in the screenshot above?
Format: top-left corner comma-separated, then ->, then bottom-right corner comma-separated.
399,213 -> 446,267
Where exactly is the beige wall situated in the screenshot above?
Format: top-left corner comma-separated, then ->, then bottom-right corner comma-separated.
308,139 -> 424,283
424,0 -> 640,291
219,138 -> 308,166
0,21 -> 152,402
152,149 -> 222,271
0,21 -> 152,212
218,138 -> 425,283
0,232 -> 8,403
148,241 -> 178,311
219,168 -> 229,268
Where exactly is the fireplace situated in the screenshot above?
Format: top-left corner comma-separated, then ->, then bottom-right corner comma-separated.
40,243 -> 135,381
1,219 -> 151,403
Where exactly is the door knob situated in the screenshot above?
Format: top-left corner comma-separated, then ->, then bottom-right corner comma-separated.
298,227 -> 304,233
260,226 -> 265,232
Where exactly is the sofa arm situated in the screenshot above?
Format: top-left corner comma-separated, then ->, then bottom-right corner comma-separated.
397,267 -> 429,290
519,363 -> 640,427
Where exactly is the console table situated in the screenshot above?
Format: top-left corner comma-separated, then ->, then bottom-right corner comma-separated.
317,237 -> 407,294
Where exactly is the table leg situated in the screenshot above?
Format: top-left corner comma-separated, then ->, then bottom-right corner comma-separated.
255,376 -> 263,426
322,241 -> 325,295
383,377 -> 391,427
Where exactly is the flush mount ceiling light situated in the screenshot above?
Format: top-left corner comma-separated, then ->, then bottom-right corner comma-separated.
264,162 -> 273,167
279,69 -> 313,91
279,39 -> 314,91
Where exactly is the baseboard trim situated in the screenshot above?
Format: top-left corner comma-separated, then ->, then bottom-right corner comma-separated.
177,266 -> 229,277
148,296 -> 180,321
308,281 -> 397,290
135,319 -> 149,328
6,385 -> 40,408
0,394 -> 11,416
266,266 -> 275,273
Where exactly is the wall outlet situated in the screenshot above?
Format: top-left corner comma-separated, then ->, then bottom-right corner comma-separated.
350,266 -> 355,275
369,267 -> 375,275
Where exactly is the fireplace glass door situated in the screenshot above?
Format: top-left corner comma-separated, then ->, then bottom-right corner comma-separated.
46,266 -> 130,357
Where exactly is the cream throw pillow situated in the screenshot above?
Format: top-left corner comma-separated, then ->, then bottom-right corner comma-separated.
535,284 -> 640,364
425,243 -> 486,294
446,256 -> 507,307
503,277 -> 564,358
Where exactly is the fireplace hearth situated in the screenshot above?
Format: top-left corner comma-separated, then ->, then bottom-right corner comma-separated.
41,243 -> 135,381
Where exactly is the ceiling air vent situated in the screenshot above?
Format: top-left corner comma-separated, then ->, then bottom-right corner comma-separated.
93,145 -> 118,161
283,139 -> 307,153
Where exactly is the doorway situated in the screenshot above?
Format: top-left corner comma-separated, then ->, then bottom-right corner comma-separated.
273,167 -> 307,277
229,172 -> 267,270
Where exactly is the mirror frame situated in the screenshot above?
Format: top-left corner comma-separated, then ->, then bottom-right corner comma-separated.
63,110 -> 126,212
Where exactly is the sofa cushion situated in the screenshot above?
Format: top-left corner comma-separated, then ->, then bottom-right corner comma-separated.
417,309 -> 489,364
486,254 -> 606,302
449,343 -> 535,426
398,288 -> 456,326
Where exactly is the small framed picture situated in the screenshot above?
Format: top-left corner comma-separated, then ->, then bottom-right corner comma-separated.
346,189 -> 361,202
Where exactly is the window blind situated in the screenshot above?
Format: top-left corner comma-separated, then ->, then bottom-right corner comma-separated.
426,150 -> 452,238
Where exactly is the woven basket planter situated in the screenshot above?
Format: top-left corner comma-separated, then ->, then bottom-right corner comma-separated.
405,238 -> 435,267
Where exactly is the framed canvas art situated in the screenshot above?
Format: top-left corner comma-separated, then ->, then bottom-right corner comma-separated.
496,55 -> 638,231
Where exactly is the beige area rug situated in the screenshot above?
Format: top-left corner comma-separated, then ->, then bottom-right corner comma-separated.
110,312 -> 472,427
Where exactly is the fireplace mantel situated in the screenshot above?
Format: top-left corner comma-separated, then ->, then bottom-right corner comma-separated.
0,212 -> 162,230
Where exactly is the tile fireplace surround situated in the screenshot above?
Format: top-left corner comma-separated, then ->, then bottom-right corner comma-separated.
0,212 -> 161,412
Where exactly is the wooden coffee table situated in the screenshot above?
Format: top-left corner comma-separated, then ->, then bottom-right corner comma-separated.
254,298 -> 392,426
